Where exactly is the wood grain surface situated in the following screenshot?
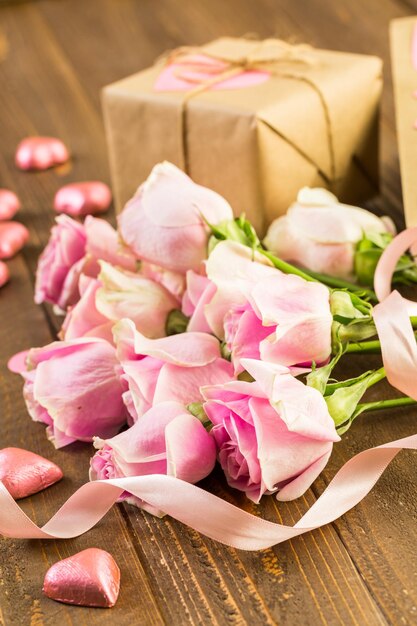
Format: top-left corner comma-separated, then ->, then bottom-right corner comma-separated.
0,1 -> 416,625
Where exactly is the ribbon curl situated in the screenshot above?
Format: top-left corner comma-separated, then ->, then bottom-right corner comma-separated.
0,434 -> 416,548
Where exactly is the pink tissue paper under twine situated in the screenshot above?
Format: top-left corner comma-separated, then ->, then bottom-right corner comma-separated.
1,229 -> 416,550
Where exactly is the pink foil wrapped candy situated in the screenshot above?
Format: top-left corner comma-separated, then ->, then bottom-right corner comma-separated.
0,261 -> 9,287
15,137 -> 69,171
0,221 -> 29,258
0,447 -> 63,499
54,182 -> 112,217
43,548 -> 120,608
0,189 -> 20,220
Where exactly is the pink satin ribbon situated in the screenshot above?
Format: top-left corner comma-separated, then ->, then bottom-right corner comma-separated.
0,433 -> 416,548
374,226 -> 417,399
1,229 -> 417,549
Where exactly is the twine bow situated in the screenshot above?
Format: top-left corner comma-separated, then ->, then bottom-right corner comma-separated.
164,39 -> 317,93
157,38 -> 335,186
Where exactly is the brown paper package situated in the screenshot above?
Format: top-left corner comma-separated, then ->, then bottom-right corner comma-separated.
102,38 -> 382,235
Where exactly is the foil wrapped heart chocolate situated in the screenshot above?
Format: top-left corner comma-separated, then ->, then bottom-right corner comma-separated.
0,447 -> 63,499
0,222 -> 29,258
0,261 -> 9,287
15,137 -> 70,171
53,181 -> 112,216
43,548 -> 120,608
0,189 -> 20,220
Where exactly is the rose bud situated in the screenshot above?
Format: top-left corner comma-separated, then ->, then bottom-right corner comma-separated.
0,221 -> 29,258
61,262 -> 179,341
53,182 -> 112,217
90,401 -> 216,516
0,189 -> 20,220
20,338 -> 128,448
15,137 -> 69,171
118,162 -> 233,273
34,215 -> 87,311
35,215 -> 136,311
223,273 -> 332,374
264,187 -> 395,280
202,358 -> 340,503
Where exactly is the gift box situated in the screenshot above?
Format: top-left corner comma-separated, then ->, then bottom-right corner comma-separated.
102,37 -> 382,235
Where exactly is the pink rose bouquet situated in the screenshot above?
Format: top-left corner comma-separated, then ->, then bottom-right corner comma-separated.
11,160 -> 414,520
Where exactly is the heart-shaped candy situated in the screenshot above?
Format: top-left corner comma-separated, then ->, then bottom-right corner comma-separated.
43,548 -> 120,607
54,182 -> 112,216
15,137 -> 69,171
0,447 -> 63,499
0,221 -> 29,258
0,260 -> 9,287
0,189 -> 20,220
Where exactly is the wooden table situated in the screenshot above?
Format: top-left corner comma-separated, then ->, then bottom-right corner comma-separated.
0,1 -> 416,624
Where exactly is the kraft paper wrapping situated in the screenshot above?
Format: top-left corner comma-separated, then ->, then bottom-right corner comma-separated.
390,18 -> 417,227
102,37 -> 382,234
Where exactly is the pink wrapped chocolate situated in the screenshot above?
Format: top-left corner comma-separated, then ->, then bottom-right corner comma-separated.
0,189 -> 20,220
15,137 -> 69,171
0,221 -> 29,258
54,182 -> 112,217
43,548 -> 120,608
0,447 -> 63,499
0,261 -> 9,287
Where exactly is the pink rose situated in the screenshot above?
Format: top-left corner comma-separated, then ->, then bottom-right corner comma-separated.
35,215 -> 136,311
202,358 -> 340,502
35,215 -> 87,310
264,188 -> 395,280
182,270 -> 216,333
20,338 -> 128,448
118,162 -> 233,273
203,241 -> 277,337
62,261 -> 179,340
224,273 -> 332,373
140,261 -> 186,301
90,401 -> 216,516
114,318 -> 234,424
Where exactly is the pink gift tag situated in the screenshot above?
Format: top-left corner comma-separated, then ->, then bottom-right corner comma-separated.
154,54 -> 270,92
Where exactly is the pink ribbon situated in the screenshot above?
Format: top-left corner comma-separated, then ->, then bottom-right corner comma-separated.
374,226 -> 417,399
0,433 -> 416,548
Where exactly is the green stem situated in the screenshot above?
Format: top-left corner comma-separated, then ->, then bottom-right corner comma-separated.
260,250 -> 378,301
364,367 -> 386,388
355,396 -> 417,417
346,328 -> 417,354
